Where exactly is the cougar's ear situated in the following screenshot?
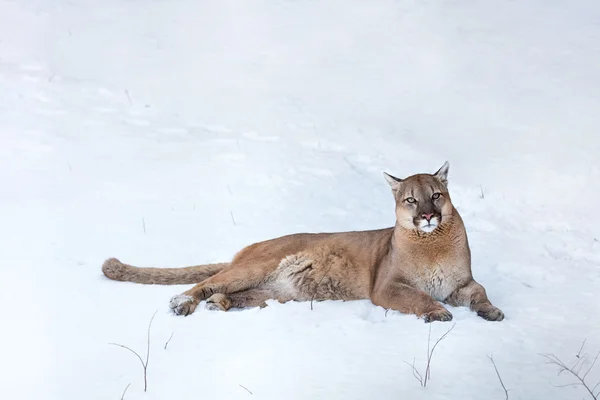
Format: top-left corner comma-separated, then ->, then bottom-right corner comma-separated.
433,161 -> 450,186
383,172 -> 402,190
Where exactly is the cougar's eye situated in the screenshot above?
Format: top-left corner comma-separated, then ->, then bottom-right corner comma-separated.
432,192 -> 441,200
405,197 -> 416,204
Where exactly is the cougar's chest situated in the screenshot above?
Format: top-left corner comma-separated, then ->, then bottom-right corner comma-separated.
408,247 -> 469,301
414,262 -> 461,301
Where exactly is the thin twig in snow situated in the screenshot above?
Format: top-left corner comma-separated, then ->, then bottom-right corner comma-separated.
144,311 -> 154,372
577,340 -> 587,358
109,343 -> 144,366
239,384 -> 253,395
230,211 -> 237,226
480,185 -> 485,199
109,310 -> 158,392
488,354 -> 509,399
541,340 -> 600,400
142,218 -> 146,234
424,323 -> 455,385
573,355 -> 588,375
584,352 -> 600,382
164,332 -> 174,350
403,358 -> 424,386
426,323 -> 432,380
120,383 -> 131,400
404,323 -> 456,387
553,382 -> 586,388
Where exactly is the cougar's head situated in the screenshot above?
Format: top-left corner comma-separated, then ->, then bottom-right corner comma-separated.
383,162 -> 453,233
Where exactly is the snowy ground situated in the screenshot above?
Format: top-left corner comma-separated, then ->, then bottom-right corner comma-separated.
1,0 -> 600,399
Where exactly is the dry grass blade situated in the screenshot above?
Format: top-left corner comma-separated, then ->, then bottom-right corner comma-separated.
424,323 -> 456,386
404,322 -> 456,388
108,343 -> 145,368
578,340 -> 587,358
109,310 -> 158,392
164,332 -> 174,350
403,358 -> 424,386
120,383 -> 131,400
488,354 -> 509,399
591,381 -> 600,395
145,310 -> 157,367
541,342 -> 599,400
583,352 -> 600,382
239,384 -> 253,395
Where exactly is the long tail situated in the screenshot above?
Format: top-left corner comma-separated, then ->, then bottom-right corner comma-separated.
101,258 -> 228,285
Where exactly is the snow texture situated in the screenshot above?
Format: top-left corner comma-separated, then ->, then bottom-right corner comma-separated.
1,0 -> 600,399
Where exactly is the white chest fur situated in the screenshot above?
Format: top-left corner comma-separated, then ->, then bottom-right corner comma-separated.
414,263 -> 463,301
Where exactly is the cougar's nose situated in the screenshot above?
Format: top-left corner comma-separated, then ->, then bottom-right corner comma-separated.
422,213 -> 434,222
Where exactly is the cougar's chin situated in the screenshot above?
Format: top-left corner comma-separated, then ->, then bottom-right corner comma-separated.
418,217 -> 439,233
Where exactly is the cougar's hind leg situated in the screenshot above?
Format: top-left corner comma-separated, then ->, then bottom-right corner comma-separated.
169,263 -> 272,316
206,289 -> 274,311
205,293 -> 233,311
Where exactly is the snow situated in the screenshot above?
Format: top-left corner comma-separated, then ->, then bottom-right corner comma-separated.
1,0 -> 600,399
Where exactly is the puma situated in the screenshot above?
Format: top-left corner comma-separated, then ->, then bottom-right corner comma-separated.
102,162 -> 504,322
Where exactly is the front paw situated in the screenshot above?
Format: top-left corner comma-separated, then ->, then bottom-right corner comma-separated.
423,307 -> 453,323
477,305 -> 504,321
169,294 -> 198,316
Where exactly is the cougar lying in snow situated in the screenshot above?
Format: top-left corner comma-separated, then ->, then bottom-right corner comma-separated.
102,162 -> 504,322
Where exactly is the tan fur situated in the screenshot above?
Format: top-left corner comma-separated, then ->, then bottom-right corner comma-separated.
102,258 -> 227,284
102,162 -> 504,323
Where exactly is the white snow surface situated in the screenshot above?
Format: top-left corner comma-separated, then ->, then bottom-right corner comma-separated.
1,0 -> 600,399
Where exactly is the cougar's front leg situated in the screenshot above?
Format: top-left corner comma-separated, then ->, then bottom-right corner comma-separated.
372,283 -> 453,323
445,280 -> 504,321
169,264 -> 269,316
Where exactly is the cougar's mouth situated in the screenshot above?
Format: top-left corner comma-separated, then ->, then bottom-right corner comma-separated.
417,216 -> 440,233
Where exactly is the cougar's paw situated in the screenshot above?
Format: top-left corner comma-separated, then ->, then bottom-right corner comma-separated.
477,305 -> 505,321
206,293 -> 232,311
102,258 -> 126,280
169,294 -> 198,316
423,307 -> 453,323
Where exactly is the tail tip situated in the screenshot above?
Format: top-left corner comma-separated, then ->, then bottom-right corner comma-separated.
102,257 -> 126,280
